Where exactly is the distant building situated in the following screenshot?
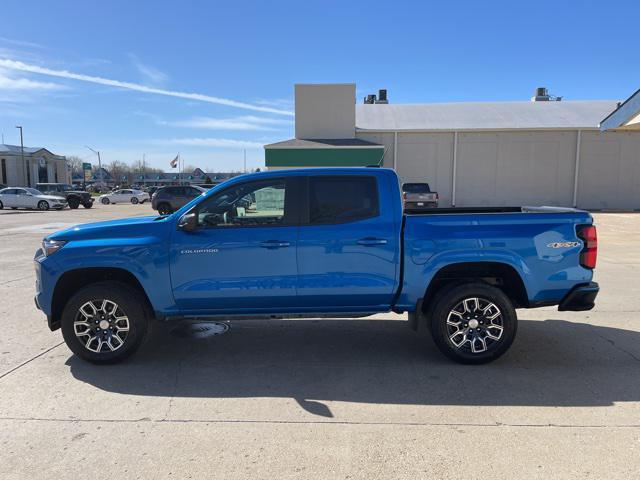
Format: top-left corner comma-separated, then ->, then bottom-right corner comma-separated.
0,144 -> 69,187
265,84 -> 640,210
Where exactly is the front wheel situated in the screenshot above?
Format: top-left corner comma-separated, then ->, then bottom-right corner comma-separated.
101,197 -> 110,205
428,283 -> 517,364
83,202 -> 93,209
37,200 -> 50,211
0,200 -> 3,209
60,282 -> 149,364
131,197 -> 139,204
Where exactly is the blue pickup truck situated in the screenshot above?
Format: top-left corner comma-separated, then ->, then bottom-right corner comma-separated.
34,168 -> 599,364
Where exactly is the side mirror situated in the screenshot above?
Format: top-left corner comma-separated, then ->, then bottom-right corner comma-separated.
178,212 -> 198,232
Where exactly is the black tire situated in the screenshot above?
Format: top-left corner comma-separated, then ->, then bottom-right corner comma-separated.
68,198 -> 80,209
0,200 -> 3,209
82,202 -> 93,209
157,203 -> 172,215
101,197 -> 110,205
131,197 -> 139,204
37,200 -> 50,211
11,207 -> 17,210
60,282 -> 150,364
428,283 -> 517,364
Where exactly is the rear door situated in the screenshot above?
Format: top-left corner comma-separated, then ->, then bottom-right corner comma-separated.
15,189 -> 36,208
296,174 -> 399,309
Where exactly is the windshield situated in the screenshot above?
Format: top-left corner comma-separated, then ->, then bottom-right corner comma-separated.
403,183 -> 430,193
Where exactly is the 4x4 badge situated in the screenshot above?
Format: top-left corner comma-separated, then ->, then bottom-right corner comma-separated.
547,241 -> 581,249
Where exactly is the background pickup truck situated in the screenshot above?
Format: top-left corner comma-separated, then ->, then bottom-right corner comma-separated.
402,182 -> 438,209
34,168 -> 599,364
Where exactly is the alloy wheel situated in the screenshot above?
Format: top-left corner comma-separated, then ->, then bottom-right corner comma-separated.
73,299 -> 130,353
446,297 -> 504,353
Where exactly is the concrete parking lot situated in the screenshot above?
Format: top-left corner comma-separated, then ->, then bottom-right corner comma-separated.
0,204 -> 639,479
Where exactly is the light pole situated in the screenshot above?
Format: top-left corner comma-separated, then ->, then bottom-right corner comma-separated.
85,145 -> 102,188
15,126 -> 26,186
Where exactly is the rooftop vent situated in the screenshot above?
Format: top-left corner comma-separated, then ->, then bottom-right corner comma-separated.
531,86 -> 562,102
364,94 -> 377,104
363,89 -> 389,104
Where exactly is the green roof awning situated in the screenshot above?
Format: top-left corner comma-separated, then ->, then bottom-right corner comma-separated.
265,147 -> 384,168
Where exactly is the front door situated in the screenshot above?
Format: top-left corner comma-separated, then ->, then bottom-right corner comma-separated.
170,177 -> 300,312
296,175 -> 399,309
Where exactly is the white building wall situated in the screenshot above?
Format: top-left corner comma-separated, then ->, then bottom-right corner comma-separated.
577,131 -> 640,209
455,131 -> 577,207
295,84 -> 356,139
356,129 -> 640,209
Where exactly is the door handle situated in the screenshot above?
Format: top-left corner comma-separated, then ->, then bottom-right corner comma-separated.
357,237 -> 388,246
260,240 -> 291,249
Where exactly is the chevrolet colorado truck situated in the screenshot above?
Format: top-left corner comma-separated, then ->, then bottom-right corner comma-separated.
34,168 -> 599,364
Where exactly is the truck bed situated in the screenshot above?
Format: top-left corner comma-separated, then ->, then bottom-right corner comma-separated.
404,206 -> 582,215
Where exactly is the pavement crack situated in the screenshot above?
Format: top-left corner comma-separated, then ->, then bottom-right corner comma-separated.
0,275 -> 32,286
162,349 -> 190,421
0,342 -> 65,380
589,326 -> 640,362
0,417 -> 638,429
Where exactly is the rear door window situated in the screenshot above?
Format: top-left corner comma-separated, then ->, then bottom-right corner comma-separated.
308,176 -> 379,224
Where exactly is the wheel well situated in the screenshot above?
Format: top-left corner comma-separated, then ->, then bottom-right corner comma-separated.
51,268 -> 153,329
421,262 -> 529,313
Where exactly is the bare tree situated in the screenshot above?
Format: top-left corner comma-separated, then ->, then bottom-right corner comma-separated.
66,155 -> 83,178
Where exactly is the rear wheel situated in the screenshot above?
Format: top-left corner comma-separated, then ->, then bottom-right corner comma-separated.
428,283 -> 517,364
131,197 -> 139,204
0,200 -> 3,209
37,200 -> 49,211
68,198 -> 80,209
60,282 -> 149,364
101,197 -> 110,205
157,203 -> 172,215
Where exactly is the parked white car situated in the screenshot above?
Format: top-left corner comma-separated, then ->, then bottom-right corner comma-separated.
0,187 -> 68,210
98,189 -> 150,205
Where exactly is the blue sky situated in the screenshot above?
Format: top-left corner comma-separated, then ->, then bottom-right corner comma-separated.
0,0 -> 637,171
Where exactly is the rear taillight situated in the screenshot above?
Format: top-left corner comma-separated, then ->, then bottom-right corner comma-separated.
435,192 -> 439,200
402,192 -> 407,200
577,225 -> 597,269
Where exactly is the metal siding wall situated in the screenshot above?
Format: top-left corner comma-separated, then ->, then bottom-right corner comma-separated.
355,132 -> 396,168
396,133 -> 454,206
455,132 -> 576,207
578,131 -> 640,210
357,132 -> 454,206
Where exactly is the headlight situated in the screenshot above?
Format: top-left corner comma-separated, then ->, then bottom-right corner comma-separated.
42,239 -> 67,256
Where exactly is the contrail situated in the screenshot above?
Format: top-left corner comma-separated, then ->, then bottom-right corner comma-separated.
0,58 -> 294,116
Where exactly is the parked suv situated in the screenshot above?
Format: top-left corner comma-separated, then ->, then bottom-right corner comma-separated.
151,185 -> 205,215
36,183 -> 94,209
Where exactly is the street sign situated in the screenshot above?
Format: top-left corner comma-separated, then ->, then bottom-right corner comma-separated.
82,162 -> 92,182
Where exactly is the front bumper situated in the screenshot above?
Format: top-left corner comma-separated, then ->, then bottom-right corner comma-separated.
558,282 -> 599,311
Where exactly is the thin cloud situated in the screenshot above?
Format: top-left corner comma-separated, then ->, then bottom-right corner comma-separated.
0,58 -> 294,116
163,115 -> 293,131
0,37 -> 46,50
128,53 -> 169,86
0,69 -> 68,103
156,137 -> 265,148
